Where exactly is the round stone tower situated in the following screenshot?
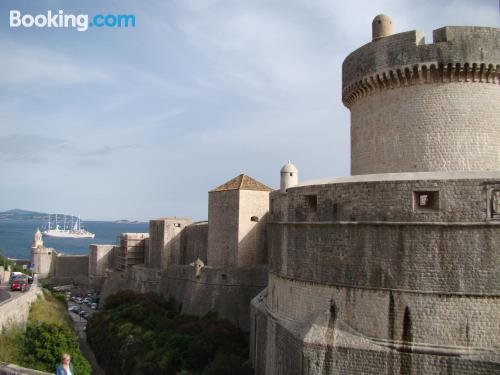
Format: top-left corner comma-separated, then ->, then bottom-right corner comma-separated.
343,17 -> 500,175
31,229 -> 53,278
280,161 -> 298,193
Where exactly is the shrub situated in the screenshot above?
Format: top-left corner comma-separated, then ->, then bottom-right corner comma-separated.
22,322 -> 91,374
202,351 -> 253,375
88,291 -> 251,375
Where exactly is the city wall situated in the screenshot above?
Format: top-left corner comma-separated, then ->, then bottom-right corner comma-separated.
182,222 -> 208,264
0,363 -> 51,375
50,255 -> 89,286
0,285 -> 42,332
269,174 -> 500,294
100,263 -> 268,331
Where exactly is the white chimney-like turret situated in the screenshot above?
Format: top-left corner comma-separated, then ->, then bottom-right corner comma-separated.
280,161 -> 298,194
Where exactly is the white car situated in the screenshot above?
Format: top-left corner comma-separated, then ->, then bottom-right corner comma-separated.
68,306 -> 79,313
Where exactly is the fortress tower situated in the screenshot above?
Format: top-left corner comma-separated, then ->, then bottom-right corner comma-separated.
208,174 -> 271,268
251,17 -> 500,375
31,229 -> 54,278
343,15 -> 500,174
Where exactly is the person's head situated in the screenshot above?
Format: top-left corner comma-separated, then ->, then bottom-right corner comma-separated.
61,353 -> 71,365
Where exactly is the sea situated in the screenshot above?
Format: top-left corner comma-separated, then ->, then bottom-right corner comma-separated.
0,220 -> 149,260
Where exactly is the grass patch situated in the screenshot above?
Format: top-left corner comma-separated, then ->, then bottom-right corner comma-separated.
29,290 -> 72,328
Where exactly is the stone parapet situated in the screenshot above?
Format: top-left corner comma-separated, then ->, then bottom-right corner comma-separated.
342,27 -> 500,107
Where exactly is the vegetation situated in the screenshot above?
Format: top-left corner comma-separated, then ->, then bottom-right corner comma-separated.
0,255 -> 32,275
0,290 -> 91,374
87,291 -> 253,375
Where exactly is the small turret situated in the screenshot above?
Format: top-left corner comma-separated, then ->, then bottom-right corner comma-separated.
32,228 -> 43,249
372,14 -> 393,40
280,161 -> 298,193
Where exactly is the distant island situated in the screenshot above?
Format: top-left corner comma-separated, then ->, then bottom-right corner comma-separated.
0,209 -> 49,221
0,209 -> 143,223
114,219 -> 143,224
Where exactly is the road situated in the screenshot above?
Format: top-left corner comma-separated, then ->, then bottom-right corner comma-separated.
0,283 -> 27,303
68,301 -> 105,375
0,284 -> 10,303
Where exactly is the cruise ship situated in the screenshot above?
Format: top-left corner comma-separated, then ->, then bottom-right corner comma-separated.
42,214 -> 95,239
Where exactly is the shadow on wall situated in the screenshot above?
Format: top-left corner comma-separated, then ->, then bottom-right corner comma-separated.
239,213 -> 269,269
181,222 -> 208,265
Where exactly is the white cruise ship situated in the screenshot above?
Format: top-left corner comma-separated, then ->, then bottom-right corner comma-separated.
42,214 -> 95,239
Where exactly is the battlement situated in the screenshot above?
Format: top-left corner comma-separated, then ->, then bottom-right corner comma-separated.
342,26 -> 500,107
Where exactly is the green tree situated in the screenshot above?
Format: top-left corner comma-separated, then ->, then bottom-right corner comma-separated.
22,322 -> 91,374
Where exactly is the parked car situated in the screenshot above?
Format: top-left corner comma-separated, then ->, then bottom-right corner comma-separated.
10,279 -> 29,292
9,272 -> 24,284
90,303 -> 97,310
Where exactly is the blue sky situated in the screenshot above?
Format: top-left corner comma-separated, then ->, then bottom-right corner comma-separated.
0,0 -> 498,221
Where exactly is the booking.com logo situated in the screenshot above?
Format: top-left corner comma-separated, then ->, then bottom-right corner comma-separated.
9,10 -> 136,31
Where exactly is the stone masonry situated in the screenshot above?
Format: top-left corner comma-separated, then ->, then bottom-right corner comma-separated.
251,17 -> 500,375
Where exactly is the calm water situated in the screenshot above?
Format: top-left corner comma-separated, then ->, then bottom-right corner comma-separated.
0,219 -> 148,259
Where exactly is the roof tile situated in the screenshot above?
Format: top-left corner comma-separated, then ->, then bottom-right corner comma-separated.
210,174 -> 272,192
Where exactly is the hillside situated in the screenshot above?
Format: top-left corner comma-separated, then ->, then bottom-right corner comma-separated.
0,209 -> 49,221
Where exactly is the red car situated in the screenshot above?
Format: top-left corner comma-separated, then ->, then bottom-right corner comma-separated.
10,279 -> 29,292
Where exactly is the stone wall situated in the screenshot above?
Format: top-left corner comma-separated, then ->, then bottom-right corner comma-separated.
51,255 -> 89,285
207,190 -> 240,267
161,264 -> 267,330
182,222 -> 208,264
254,173 -> 500,374
0,285 -> 41,332
282,173 -> 500,223
0,363 -> 51,375
269,222 -> 498,293
238,190 -> 269,268
267,273 -> 499,348
350,82 -> 500,174
88,244 -> 115,289
251,283 -> 500,375
147,218 -> 192,269
269,176 -> 500,293
0,266 -> 9,283
342,27 -> 500,95
100,264 -> 268,331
